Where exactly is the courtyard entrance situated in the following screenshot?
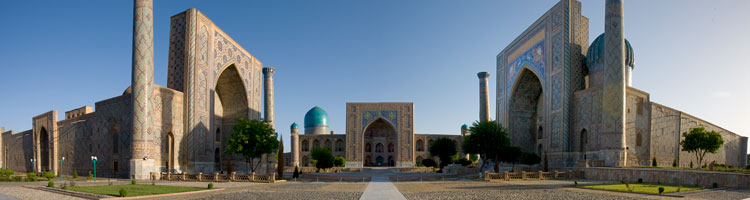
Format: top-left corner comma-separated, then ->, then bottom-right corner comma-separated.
214,64 -> 249,173
363,118 -> 397,167
509,68 -> 544,153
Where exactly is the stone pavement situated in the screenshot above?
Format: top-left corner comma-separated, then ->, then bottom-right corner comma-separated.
360,176 -> 406,200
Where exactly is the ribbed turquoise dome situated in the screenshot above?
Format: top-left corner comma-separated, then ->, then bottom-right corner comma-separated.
290,122 -> 298,129
304,106 -> 328,127
461,124 -> 468,130
586,33 -> 634,70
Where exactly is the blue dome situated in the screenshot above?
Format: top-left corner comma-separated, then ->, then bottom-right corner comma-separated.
290,122 -> 298,129
586,33 -> 634,71
304,106 -> 328,127
461,124 -> 468,130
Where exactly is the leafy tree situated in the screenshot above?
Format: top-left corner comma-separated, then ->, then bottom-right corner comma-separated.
429,138 -> 458,170
334,156 -> 346,167
520,152 -> 541,166
43,172 -> 55,181
469,154 -> 478,163
421,158 -> 436,167
462,121 -> 510,173
225,118 -> 279,173
680,127 -> 724,167
499,146 -> 522,170
311,148 -> 334,170
292,166 -> 300,179
457,158 -> 472,166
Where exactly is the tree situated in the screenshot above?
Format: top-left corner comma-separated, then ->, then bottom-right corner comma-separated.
520,152 -> 541,166
462,121 -> 510,173
429,137 -> 458,170
680,127 -> 724,168
225,118 -> 279,173
277,137 -> 285,179
421,158 -> 436,167
499,146 -> 522,170
334,156 -> 346,167
469,154 -> 478,163
311,148 -> 334,170
292,166 -> 299,179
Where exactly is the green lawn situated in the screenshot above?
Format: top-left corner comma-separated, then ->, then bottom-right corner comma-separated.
64,184 -> 206,197
582,183 -> 702,194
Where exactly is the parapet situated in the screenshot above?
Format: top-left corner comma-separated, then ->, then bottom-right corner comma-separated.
65,106 -> 93,120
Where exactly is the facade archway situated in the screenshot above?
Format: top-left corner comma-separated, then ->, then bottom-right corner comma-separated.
362,118 -> 396,166
324,139 -> 332,151
302,140 -> 308,151
509,68 -> 544,153
580,129 -> 588,156
214,64 -> 249,168
335,139 -> 344,152
416,139 -> 424,151
313,140 -> 320,149
39,127 -> 49,172
166,132 -> 174,172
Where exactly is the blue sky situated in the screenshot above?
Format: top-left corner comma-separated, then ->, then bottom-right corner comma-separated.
1,0 -> 748,152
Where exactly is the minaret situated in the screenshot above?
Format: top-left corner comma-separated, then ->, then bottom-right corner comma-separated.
604,0 -> 627,166
263,67 -> 276,128
477,72 -> 491,122
290,123 -> 299,167
460,124 -> 469,160
130,0 -> 154,179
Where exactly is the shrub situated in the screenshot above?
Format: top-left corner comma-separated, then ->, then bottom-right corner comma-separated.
131,179 -> 136,185
574,181 -> 577,186
26,172 -> 37,181
292,166 -> 299,179
690,161 -> 694,168
713,182 -> 718,188
88,171 -> 93,180
72,170 -> 78,179
47,181 -> 54,187
672,159 -> 678,167
658,187 -> 665,195
43,172 -> 55,180
637,178 -> 643,183
4,169 -> 14,176
208,183 -> 214,189
652,158 -> 658,167
457,158 -> 472,166
334,156 -> 346,167
677,185 -> 681,192
13,176 -> 22,182
421,158 -> 436,168
119,188 -> 127,197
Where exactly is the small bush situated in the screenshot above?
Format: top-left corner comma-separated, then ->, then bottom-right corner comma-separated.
457,158 -> 472,166
574,181 -> 577,186
208,183 -> 214,189
713,182 -> 718,188
43,172 -> 55,180
658,187 -> 664,195
72,171 -> 78,179
292,166 -> 299,179
690,161 -> 694,168
4,169 -> 14,176
26,172 -> 37,181
47,181 -> 54,187
88,171 -> 93,180
677,185 -> 681,192
637,178 -> 643,183
119,188 -> 127,197
422,158 -> 437,168
652,158 -> 658,167
13,176 -> 22,182
131,179 -> 137,185
672,159 -> 678,167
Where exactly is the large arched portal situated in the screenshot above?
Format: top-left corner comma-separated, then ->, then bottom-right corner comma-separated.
214,64 -> 249,171
363,118 -> 396,166
509,68 -> 543,153
39,127 -> 50,172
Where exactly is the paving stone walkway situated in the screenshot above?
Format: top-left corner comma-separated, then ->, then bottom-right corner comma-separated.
359,176 -> 406,200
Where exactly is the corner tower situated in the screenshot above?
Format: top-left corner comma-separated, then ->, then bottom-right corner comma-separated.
263,67 -> 276,128
478,72 -> 491,122
130,0 -> 155,179
602,0 -> 628,166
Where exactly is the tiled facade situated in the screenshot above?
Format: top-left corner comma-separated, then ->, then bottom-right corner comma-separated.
497,0 -> 747,168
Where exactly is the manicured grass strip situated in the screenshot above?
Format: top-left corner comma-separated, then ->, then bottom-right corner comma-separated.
582,183 -> 702,194
64,184 -> 206,197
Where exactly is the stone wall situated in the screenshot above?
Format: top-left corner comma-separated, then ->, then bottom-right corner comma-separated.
625,88 -> 651,166
414,134 -> 464,166
298,134 -> 346,167
583,167 -> 750,188
1,130 -> 33,172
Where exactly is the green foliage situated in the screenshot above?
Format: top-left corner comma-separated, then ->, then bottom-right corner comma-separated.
673,159 -> 678,167
334,156 -> 346,167
690,161 -> 694,168
520,152 -> 541,166
48,181 -> 54,187
421,158 -> 436,167
652,158 -> 658,167
72,170 -> 78,179
638,178 -> 643,183
208,183 -> 214,189
43,172 -> 55,180
429,138 -> 457,169
469,154 -> 478,163
119,188 -> 128,197
583,183 -> 702,194
713,182 -> 718,188
88,171 -> 93,180
131,179 -> 137,185
463,121 -> 510,172
225,118 -> 279,172
658,187 -> 665,195
450,153 -> 460,164
26,172 -> 37,181
499,146 -> 522,166
293,166 -> 300,179
311,148 -> 334,170
680,127 -> 724,167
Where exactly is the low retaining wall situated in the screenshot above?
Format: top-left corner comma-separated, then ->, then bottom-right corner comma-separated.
583,167 -> 750,188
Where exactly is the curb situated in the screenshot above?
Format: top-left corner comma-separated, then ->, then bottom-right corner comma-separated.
24,185 -> 224,200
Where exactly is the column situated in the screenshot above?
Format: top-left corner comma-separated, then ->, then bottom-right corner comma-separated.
131,0 -> 155,179
603,0 -> 627,166
478,72 -> 491,122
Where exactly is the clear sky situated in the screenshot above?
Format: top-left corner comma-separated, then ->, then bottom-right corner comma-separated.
1,0 -> 748,152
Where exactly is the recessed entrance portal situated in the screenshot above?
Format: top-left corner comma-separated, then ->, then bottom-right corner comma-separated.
509,68 -> 543,153
214,64 -> 249,172
39,127 -> 49,172
363,118 -> 396,167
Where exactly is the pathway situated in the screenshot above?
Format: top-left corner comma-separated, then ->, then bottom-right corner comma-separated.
359,176 -> 406,200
